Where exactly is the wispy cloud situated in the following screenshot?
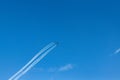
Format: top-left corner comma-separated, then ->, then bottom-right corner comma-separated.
110,48 -> 120,56
36,64 -> 74,73
58,64 -> 73,72
33,64 -> 74,80
114,48 -> 120,54
51,64 -> 74,72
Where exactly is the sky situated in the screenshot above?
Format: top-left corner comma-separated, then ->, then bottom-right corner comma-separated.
0,0 -> 120,80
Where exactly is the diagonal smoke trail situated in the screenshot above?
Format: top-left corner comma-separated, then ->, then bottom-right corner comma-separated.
9,42 -> 57,80
9,42 -> 55,80
13,45 -> 57,80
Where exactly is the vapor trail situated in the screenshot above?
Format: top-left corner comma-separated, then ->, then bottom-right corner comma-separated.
9,42 -> 57,80
13,45 -> 57,80
9,42 -> 56,80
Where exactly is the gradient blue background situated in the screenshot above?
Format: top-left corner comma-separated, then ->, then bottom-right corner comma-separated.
0,0 -> 120,80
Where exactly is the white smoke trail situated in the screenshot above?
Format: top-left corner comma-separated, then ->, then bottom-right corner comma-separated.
14,45 -> 57,80
9,42 -> 55,80
9,42 -> 57,80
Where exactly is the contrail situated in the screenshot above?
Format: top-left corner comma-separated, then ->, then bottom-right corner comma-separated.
13,44 -> 56,80
9,42 -> 57,80
9,42 -> 56,80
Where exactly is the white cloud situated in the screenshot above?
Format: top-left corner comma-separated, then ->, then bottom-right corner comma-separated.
35,64 -> 74,73
114,48 -> 120,54
58,64 -> 73,72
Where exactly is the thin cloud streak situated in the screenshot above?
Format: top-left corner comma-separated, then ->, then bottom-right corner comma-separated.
114,48 -> 120,54
9,42 -> 57,80
38,64 -> 74,73
58,64 -> 73,72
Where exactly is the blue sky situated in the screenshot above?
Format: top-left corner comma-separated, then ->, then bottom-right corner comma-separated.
0,0 -> 120,80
